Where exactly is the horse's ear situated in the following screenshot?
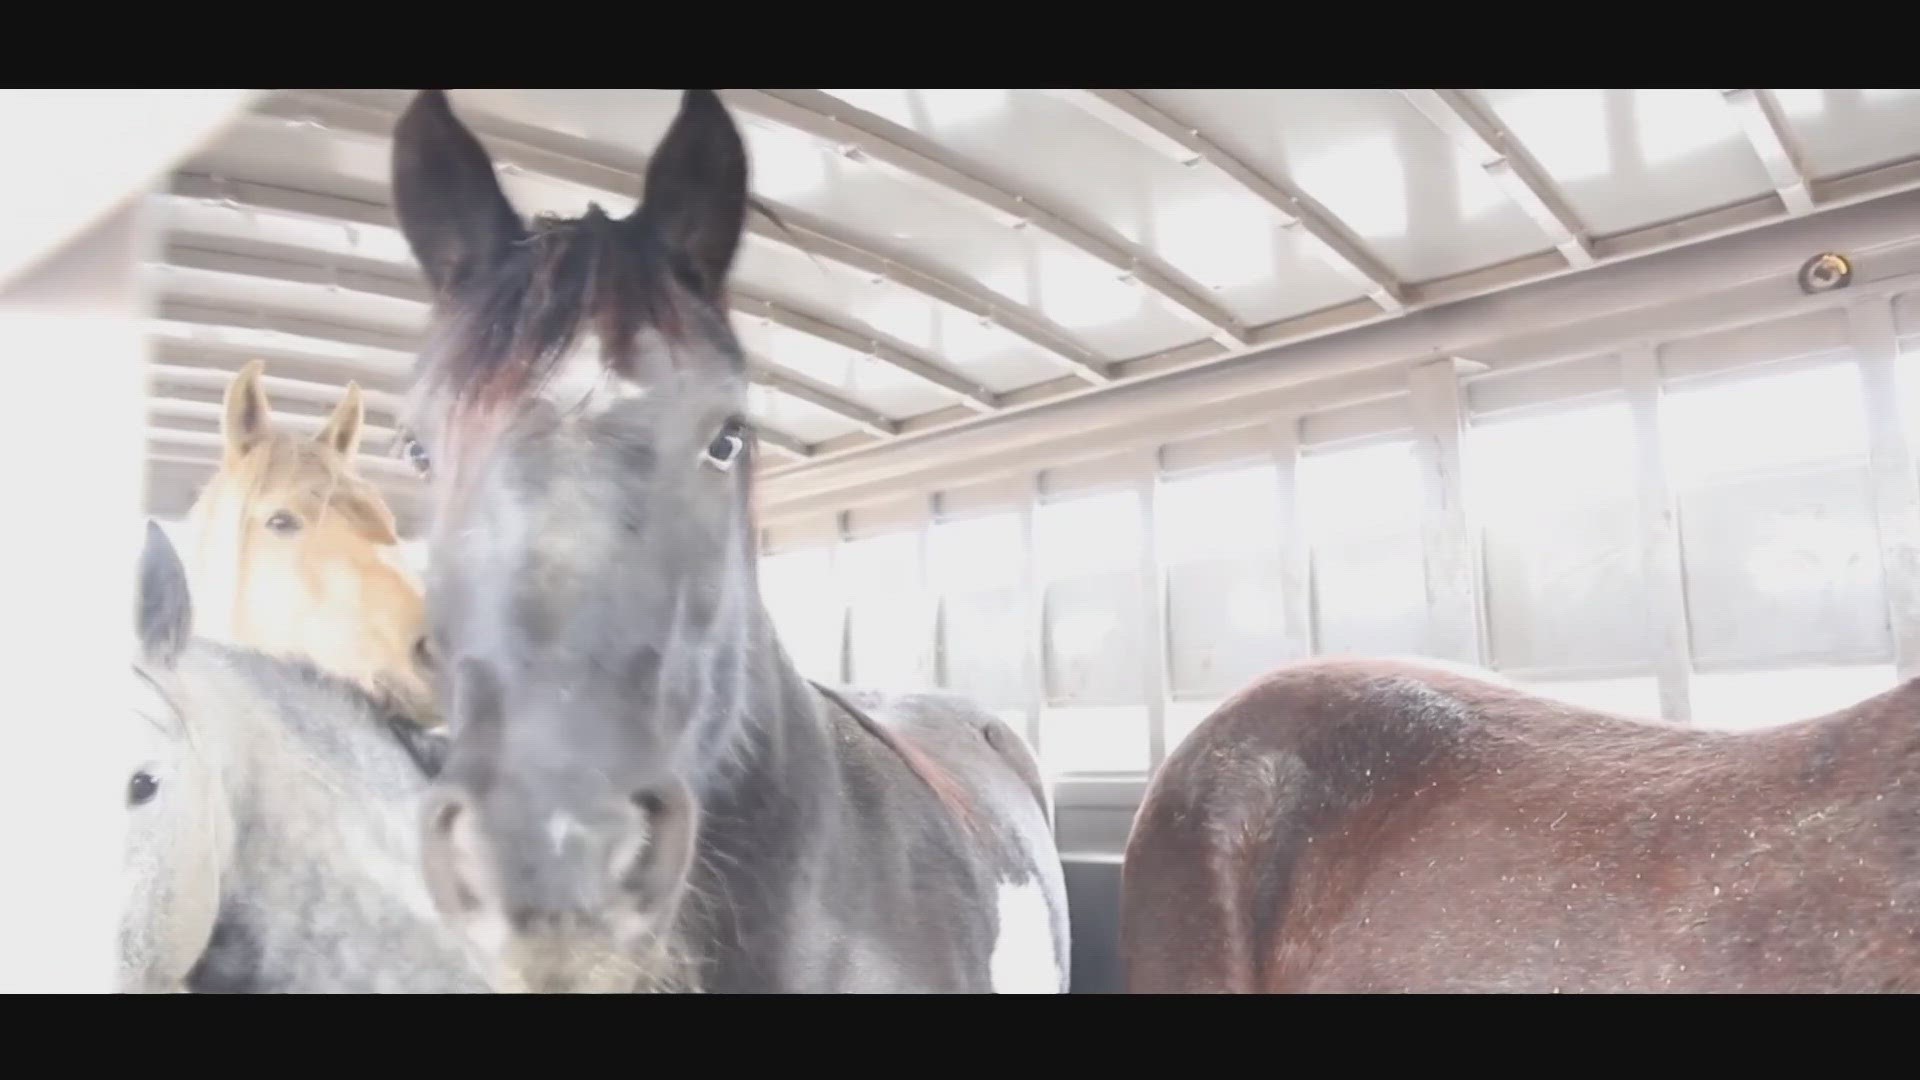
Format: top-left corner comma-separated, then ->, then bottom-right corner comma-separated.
223,359 -> 273,460
317,380 -> 364,461
137,520 -> 192,666
392,89 -> 527,296
632,89 -> 749,299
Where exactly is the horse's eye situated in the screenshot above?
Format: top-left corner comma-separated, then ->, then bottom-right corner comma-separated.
128,771 -> 159,807
702,422 -> 747,473
403,435 -> 432,478
265,511 -> 301,535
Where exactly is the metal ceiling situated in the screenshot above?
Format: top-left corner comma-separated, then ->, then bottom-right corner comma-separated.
140,89 -> 1920,534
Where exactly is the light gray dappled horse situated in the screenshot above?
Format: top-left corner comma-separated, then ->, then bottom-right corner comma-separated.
123,520 -> 487,992
390,88 -> 1071,993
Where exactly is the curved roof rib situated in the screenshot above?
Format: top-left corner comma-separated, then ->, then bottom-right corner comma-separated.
1049,89 -> 1407,312
252,90 -> 1108,388
721,89 -> 1253,350
749,364 -> 898,439
160,213 -> 972,433
757,202 -> 1111,385
1721,89 -> 1816,216
166,172 -> 993,427
148,362 -> 406,428
1398,89 -> 1595,269
131,88 -> 1920,529
151,298 -> 817,463
743,424 -> 812,460
145,425 -> 418,482
158,298 -> 418,358
730,292 -> 998,414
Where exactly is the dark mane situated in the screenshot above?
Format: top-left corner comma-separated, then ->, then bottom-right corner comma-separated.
418,206 -> 744,420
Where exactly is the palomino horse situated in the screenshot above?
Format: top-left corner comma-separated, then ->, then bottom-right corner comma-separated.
1121,655 -> 1920,993
387,88 -> 1069,993
123,520 -> 483,992
180,360 -> 437,727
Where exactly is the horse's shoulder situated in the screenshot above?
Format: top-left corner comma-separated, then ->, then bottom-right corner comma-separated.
1148,658 -> 1490,827
1200,656 -> 1484,751
811,684 -> 1008,765
818,684 -> 991,727
792,683 -> 1066,992
876,690 -> 1052,824
808,682 -> 1050,840
810,683 -> 962,785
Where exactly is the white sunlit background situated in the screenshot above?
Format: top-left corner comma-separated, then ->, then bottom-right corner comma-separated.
761,321 -> 1920,779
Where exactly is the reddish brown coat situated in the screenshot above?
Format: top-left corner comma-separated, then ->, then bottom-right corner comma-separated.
1121,657 -> 1920,993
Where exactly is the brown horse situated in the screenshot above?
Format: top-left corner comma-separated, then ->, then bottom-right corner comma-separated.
179,360 -> 437,727
1121,655 -> 1920,993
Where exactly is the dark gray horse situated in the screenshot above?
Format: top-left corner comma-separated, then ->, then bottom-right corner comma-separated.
388,88 -> 1069,993
125,520 -> 488,992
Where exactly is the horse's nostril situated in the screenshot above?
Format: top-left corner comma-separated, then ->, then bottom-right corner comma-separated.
619,781 -> 699,911
421,787 -> 485,916
425,788 -> 465,840
413,636 -> 435,670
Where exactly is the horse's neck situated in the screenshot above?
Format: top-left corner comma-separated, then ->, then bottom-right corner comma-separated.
675,616 -> 843,983
187,645 -> 486,992
702,616 -> 837,812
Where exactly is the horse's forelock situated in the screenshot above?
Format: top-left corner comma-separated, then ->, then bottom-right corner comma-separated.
416,211 -> 745,521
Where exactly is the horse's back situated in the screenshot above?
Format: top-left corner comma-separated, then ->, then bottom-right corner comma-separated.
814,684 -> 1070,993
1122,656 -> 1474,990
1124,656 -> 1920,992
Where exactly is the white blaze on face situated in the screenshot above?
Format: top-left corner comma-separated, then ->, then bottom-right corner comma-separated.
547,810 -> 585,855
541,345 -> 649,417
988,877 -> 1061,994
